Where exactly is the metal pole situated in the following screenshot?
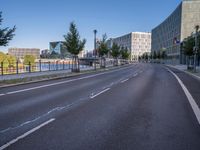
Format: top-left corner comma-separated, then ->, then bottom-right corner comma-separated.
194,25 -> 199,72
39,59 -> 42,72
94,30 -> 97,70
29,62 -> 31,73
56,61 -> 58,70
49,61 -> 51,71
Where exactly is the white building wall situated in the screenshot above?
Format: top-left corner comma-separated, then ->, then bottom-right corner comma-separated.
111,32 -> 151,61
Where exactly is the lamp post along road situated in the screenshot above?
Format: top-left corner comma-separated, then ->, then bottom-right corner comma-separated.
194,25 -> 199,72
94,30 -> 97,70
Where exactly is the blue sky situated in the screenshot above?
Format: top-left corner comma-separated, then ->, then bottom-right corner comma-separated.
0,0 -> 181,52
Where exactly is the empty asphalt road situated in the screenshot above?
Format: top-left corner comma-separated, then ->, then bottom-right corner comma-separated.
0,63 -> 200,150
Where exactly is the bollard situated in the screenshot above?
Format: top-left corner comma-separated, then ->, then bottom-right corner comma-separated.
16,61 -> 19,74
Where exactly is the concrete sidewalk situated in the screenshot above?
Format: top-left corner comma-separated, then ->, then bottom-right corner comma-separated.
167,64 -> 200,79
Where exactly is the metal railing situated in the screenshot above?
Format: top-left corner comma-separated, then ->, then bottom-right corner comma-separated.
0,59 -> 131,76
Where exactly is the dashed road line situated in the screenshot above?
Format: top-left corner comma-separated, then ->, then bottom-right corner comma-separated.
121,79 -> 129,83
0,66 -> 134,97
133,73 -> 138,77
0,118 -> 55,150
90,88 -> 110,99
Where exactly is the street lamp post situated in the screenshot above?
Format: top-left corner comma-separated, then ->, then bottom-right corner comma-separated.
194,25 -> 199,72
94,29 -> 97,70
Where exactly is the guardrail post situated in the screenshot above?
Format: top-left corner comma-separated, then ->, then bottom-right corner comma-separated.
56,61 -> 58,70
16,61 -> 19,74
63,61 -> 65,70
48,61 -> 50,71
39,59 -> 42,72
1,62 -> 3,75
29,62 -> 31,73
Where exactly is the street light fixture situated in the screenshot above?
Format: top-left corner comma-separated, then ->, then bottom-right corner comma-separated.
93,29 -> 97,70
194,25 -> 199,72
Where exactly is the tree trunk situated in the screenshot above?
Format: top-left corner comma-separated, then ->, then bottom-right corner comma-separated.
100,57 -> 105,68
71,55 -> 80,72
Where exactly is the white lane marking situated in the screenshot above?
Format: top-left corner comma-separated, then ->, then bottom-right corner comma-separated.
90,88 -> 110,99
0,118 -> 55,150
0,97 -> 87,134
0,94 -> 5,96
167,68 -> 200,125
133,73 -> 138,77
0,66 -> 133,96
121,79 -> 129,83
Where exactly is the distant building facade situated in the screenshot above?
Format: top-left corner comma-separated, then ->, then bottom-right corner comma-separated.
41,49 -> 50,58
49,41 -> 73,58
151,0 -> 200,64
49,41 -> 64,54
8,48 -> 40,59
109,32 -> 151,61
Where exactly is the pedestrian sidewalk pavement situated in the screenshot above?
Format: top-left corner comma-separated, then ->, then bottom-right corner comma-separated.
167,64 -> 200,79
0,67 -> 94,81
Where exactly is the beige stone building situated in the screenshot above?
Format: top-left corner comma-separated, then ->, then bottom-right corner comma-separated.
151,0 -> 200,64
8,48 -> 40,59
109,32 -> 151,61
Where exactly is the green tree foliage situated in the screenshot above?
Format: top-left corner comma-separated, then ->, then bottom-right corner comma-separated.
98,34 -> 109,57
111,43 -> 120,66
0,12 -> 16,46
157,51 -> 161,59
183,36 -> 195,56
111,43 -> 120,58
153,51 -> 157,59
161,51 -> 167,59
121,47 -> 130,60
0,51 -> 6,62
63,22 -> 86,72
0,52 -> 16,68
6,54 -> 16,67
98,34 -> 109,68
24,55 -> 36,65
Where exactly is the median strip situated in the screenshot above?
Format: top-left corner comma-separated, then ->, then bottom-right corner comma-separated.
0,118 -> 55,150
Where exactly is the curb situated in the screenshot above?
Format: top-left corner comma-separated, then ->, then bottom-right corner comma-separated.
165,65 -> 200,81
0,64 -> 132,89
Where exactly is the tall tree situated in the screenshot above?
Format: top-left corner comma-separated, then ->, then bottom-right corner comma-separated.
153,51 -> 157,60
24,55 -> 36,66
111,43 -> 120,66
63,22 -> 86,72
183,36 -> 195,67
98,34 -> 109,68
0,12 -> 16,46
121,47 -> 130,60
